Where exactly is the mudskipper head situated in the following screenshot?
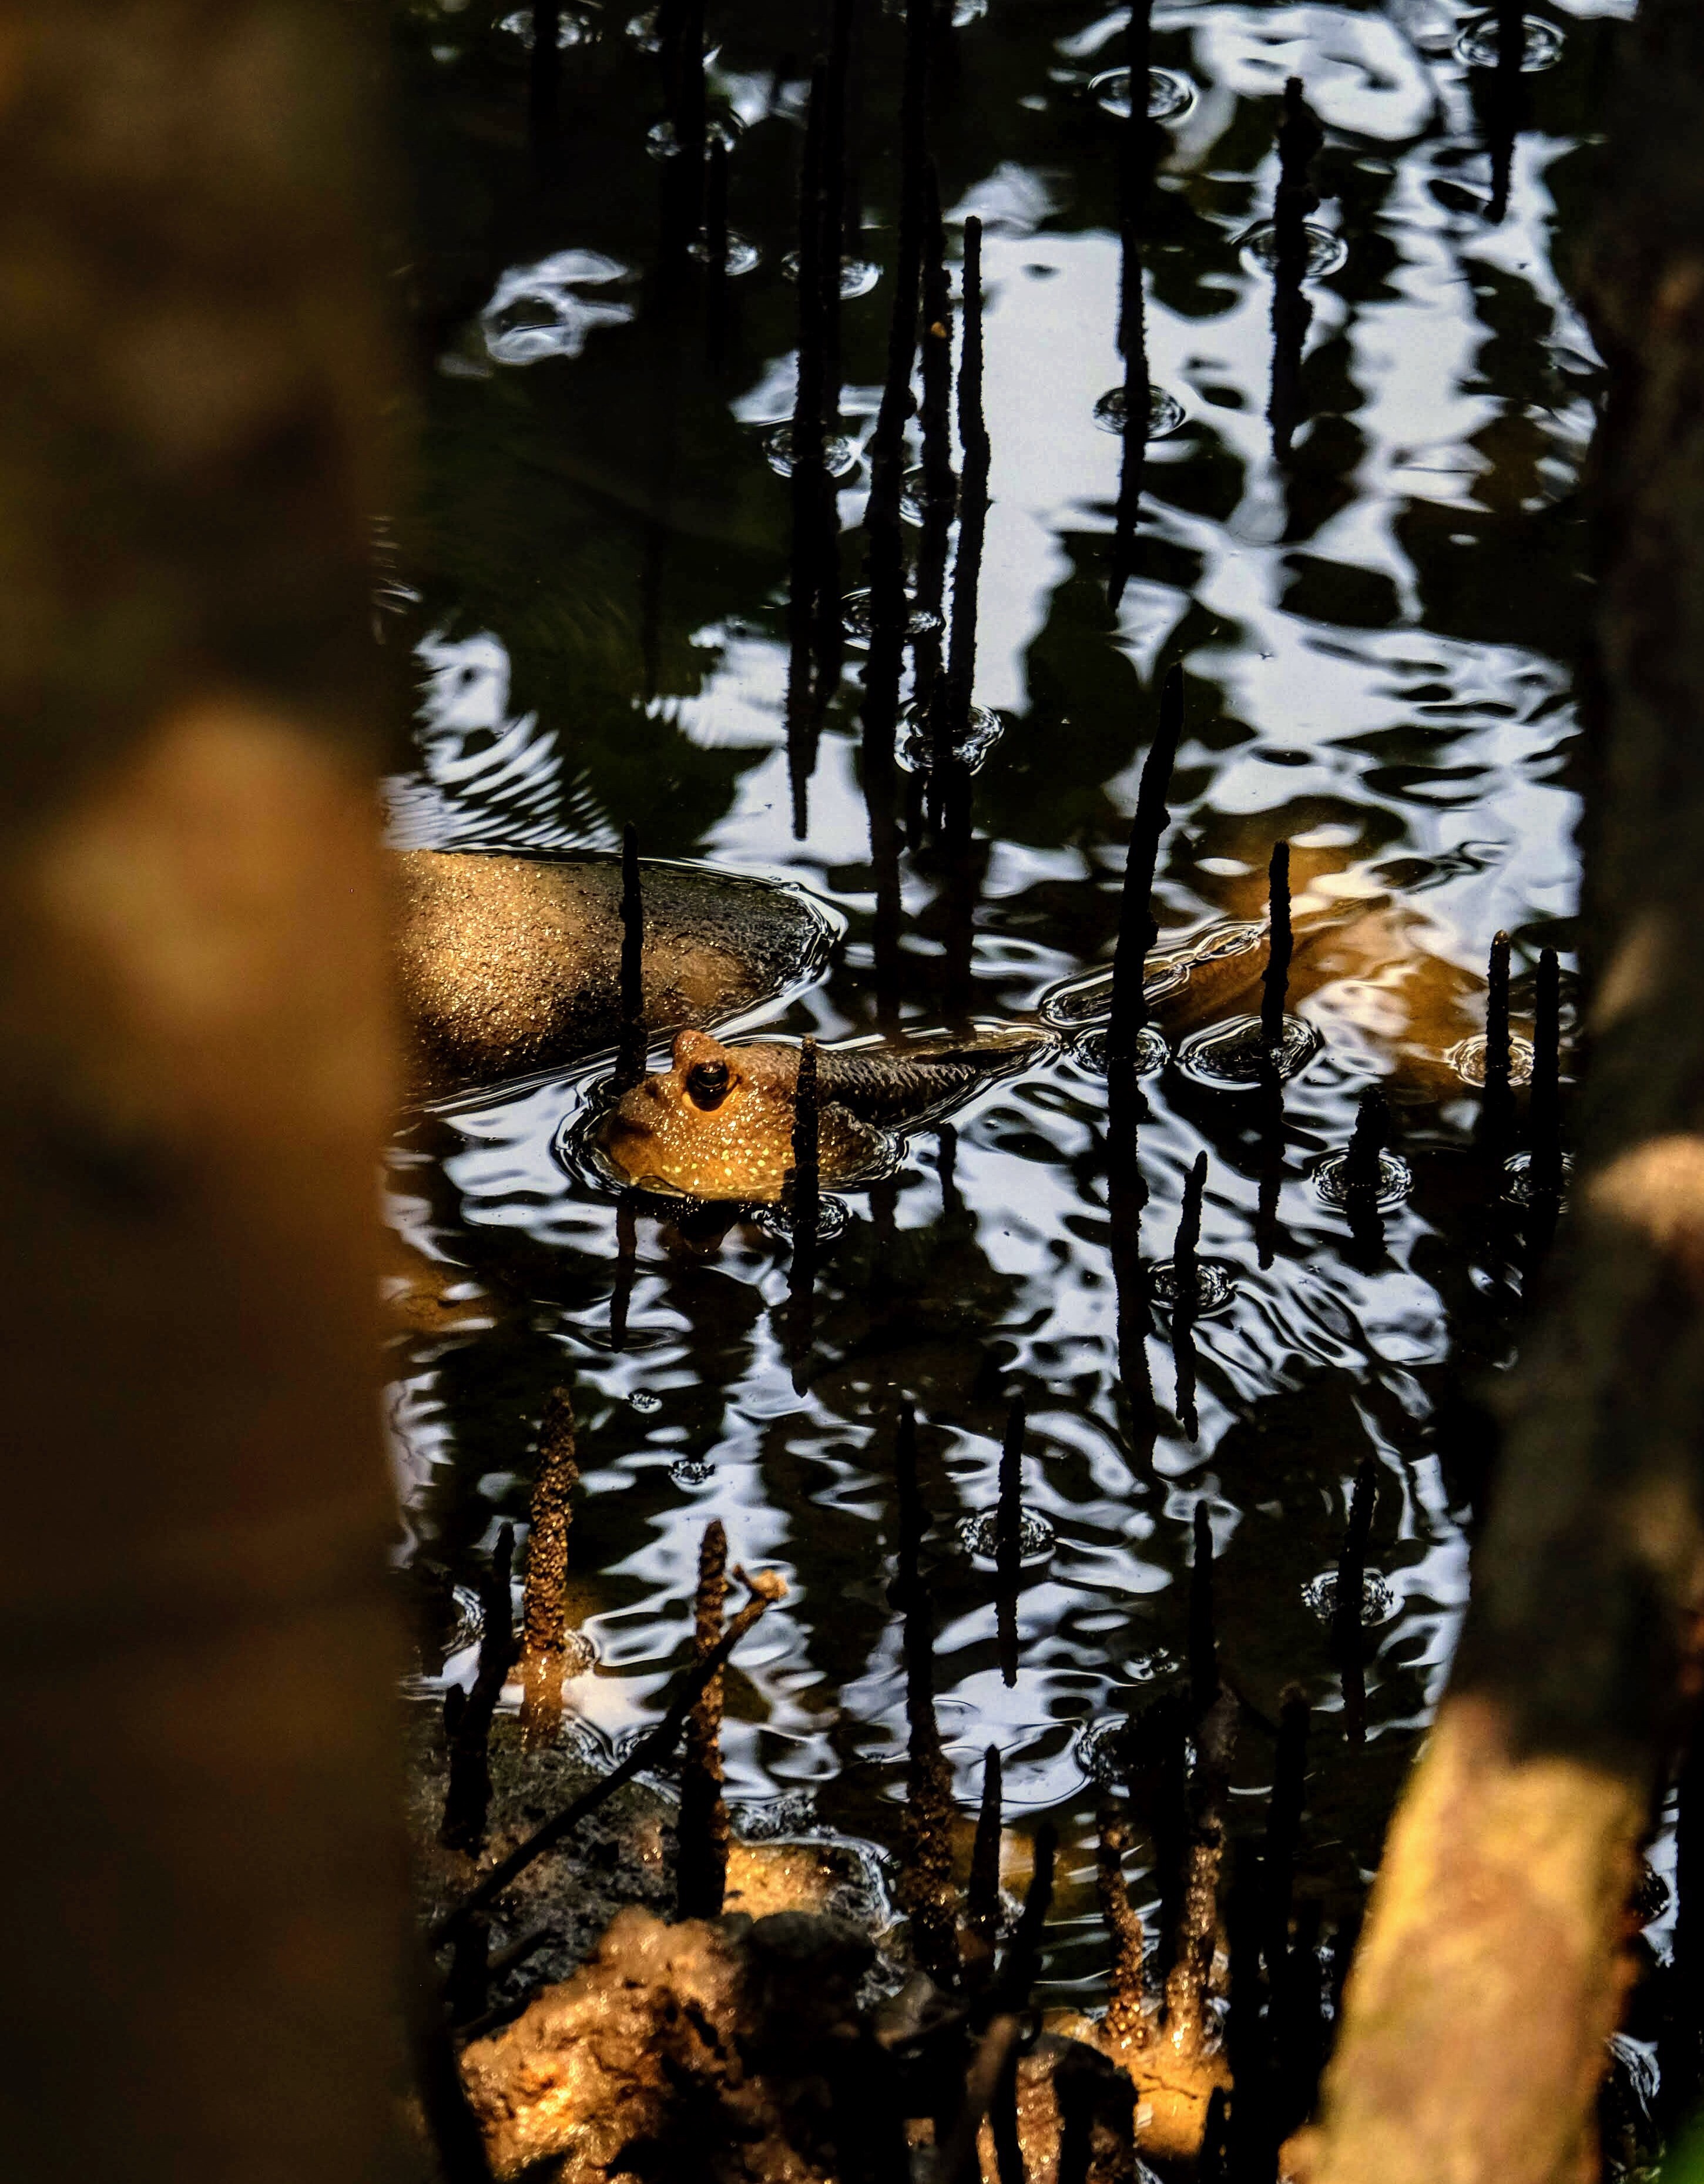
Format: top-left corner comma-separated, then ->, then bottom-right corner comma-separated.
597,1030 -> 799,1200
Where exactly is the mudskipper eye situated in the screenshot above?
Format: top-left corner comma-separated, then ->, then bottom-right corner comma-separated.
685,1059 -> 732,1111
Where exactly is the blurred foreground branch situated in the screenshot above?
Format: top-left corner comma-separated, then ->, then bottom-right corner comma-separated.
0,4 -> 414,2179
1308,5 -> 1704,2180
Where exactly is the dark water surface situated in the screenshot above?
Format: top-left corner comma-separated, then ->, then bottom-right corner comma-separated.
384,0 -> 1635,2041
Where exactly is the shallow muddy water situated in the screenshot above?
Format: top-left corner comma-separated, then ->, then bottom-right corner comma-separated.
384,0 -> 1635,2037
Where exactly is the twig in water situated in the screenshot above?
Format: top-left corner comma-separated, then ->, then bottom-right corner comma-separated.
431,1566 -> 787,1941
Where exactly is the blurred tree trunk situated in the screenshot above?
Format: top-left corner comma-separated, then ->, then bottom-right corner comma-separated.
0,5 -> 416,2180
1307,4 -> 1704,2180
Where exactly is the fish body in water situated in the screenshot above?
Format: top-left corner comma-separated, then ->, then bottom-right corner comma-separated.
596,1025 -> 1054,1201
393,849 -> 843,1101
1044,899 -> 1531,1091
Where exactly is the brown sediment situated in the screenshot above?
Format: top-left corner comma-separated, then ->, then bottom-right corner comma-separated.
520,1389 -> 582,1751
407,1713 -> 881,2007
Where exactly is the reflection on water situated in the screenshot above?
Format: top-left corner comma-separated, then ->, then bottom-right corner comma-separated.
385,0 -> 1622,2014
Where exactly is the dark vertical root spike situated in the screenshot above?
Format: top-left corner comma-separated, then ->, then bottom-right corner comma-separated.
704,134 -> 730,372
615,825 -> 646,1092
1485,929 -> 1512,1096
894,1398 -> 923,1602
913,157 -> 955,726
1263,1684 -> 1310,1978
1189,1500 -> 1217,1719
1529,944 -> 1563,1195
677,1519 -> 731,1917
968,1744 -> 1004,1958
1110,0 -> 1158,604
1109,661 -> 1184,1064
1268,78 -> 1321,455
1260,838 -> 1293,1047
934,214 -> 988,845
529,1 -> 562,169
1096,1805 -> 1147,2047
787,1036 -> 821,1366
857,0 -> 930,1022
610,1190 -> 638,1350
441,1525 -> 518,1854
1334,1459 -> 1376,1746
786,73 -> 831,843
1171,1150 -> 1207,1440
995,1394 -> 1026,1688
897,1415 -> 960,1985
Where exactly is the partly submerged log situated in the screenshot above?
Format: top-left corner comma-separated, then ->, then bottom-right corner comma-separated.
1306,6 -> 1704,2180
393,848 -> 842,1101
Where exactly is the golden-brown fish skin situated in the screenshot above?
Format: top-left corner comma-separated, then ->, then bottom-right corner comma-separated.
596,1030 -> 887,1203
